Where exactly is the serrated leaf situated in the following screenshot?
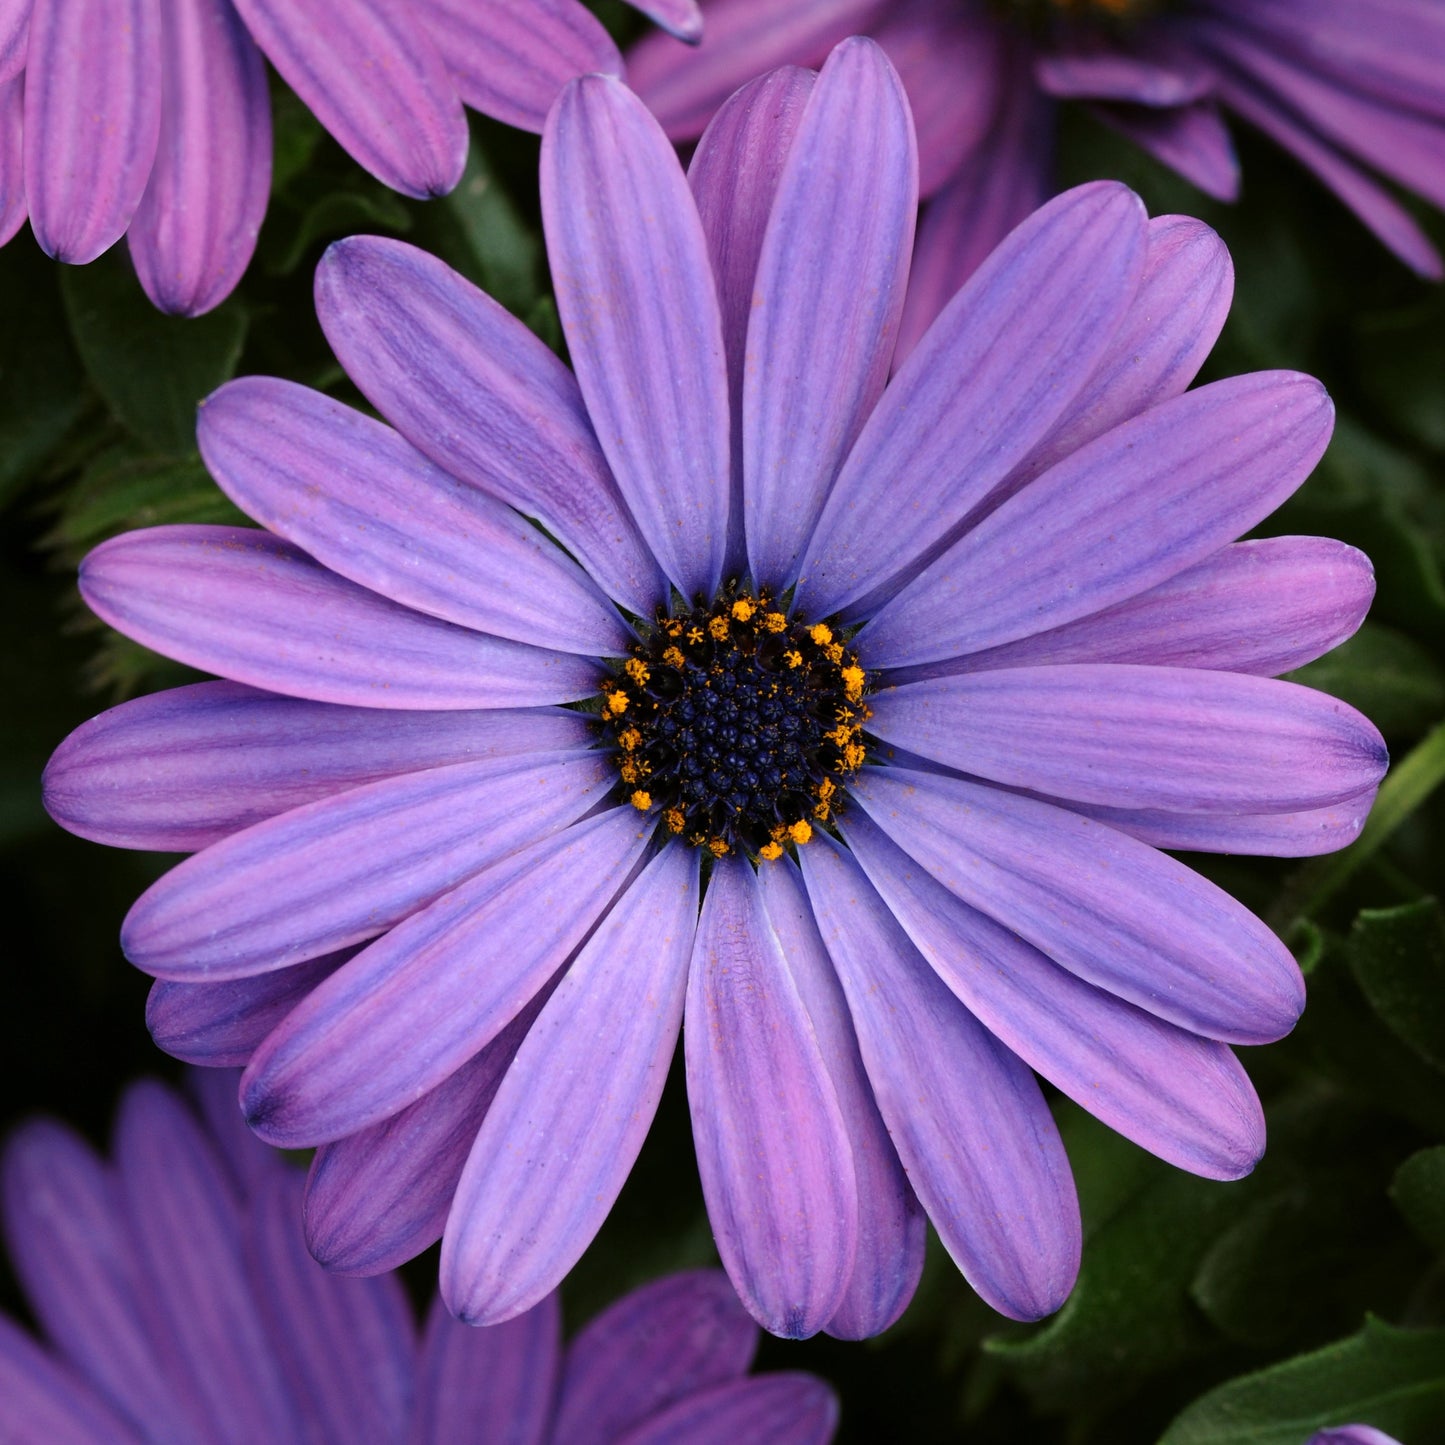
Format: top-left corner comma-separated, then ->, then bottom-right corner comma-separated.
1346,900 -> 1445,1072
60,251 -> 248,454
1158,1316 -> 1445,1445
1288,624 -> 1445,739
1391,1147 -> 1445,1255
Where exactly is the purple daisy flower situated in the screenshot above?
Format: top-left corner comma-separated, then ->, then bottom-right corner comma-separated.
45,41 -> 1387,1339
628,0 -> 1445,354
1,1071 -> 837,1445
0,0 -> 699,316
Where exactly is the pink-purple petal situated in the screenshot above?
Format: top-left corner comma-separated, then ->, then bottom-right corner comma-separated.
315,236 -> 663,616
757,857 -> 925,1340
795,181 -> 1147,619
416,0 -> 621,133
743,37 -> 916,591
1034,41 -> 1213,107
80,525 -> 598,709
869,664 -> 1388,814
0,1316 -> 140,1445
229,0 -> 466,197
199,377 -> 628,656
844,811 -> 1266,1180
440,845 -> 699,1326
0,71 -> 25,247
629,0 -> 703,44
543,75 -> 731,600
552,1270 -> 757,1445
24,0 -> 161,263
855,766 -> 1305,1045
128,0 -> 270,317
613,1374 -> 839,1445
0,0 -> 27,83
684,859 -> 857,1339
241,808 -> 650,1147
800,836 -> 1080,1322
860,371 -> 1335,668
1092,97 -> 1241,202
121,748 -> 611,979
44,679 -> 591,853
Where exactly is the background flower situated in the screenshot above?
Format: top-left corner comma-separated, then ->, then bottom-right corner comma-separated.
41,42 -> 1387,1349
0,1070 -> 838,1445
627,0 -> 1445,352
0,0 -> 696,315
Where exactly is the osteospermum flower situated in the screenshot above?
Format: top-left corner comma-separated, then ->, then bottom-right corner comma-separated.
0,0 -> 699,315
45,41 -> 1387,1338
629,0 -> 1445,353
0,1072 -> 836,1445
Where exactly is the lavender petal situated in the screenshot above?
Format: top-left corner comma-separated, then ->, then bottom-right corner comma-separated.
613,1374 -> 839,1445
0,1316 -> 140,1445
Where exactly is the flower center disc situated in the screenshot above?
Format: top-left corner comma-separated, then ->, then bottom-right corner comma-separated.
598,589 -> 871,860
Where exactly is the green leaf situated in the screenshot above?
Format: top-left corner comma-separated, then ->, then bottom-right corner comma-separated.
1391,1146 -> 1445,1254
266,186 -> 413,278
1158,1316 -> 1445,1444
1346,899 -> 1445,1072
60,250 -> 248,454
437,140 -> 544,316
1357,292 -> 1445,452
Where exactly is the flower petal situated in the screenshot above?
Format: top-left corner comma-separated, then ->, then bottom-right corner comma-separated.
892,537 -> 1374,681
410,1291 -> 559,1445
743,36 -> 916,591
80,525 -> 598,708
552,1271 -> 757,1445
1090,98 -> 1240,203
683,856 -> 856,1339
1035,40 -> 1212,106
245,1170 -> 415,1445
860,371 -> 1334,668
122,748 -> 611,979
795,181 -> 1147,619
854,766 -> 1304,1044
543,74 -> 731,600
24,0 -> 161,263
44,679 -> 591,852
869,664 -> 1388,814
845,811 -> 1266,1179
315,236 -> 662,616
757,856 -> 925,1340
228,0 -> 465,197
800,835 -> 1080,1321
146,951 -> 353,1067
416,0 -> 620,133
0,1316 -> 139,1445
199,377 -> 628,656
440,844 -> 698,1324
629,0 -> 703,44
127,0 -> 270,316
303,986 -> 551,1276
241,808 -> 650,1147
0,0 -> 27,84
0,72 -> 26,247
614,1374 -> 839,1445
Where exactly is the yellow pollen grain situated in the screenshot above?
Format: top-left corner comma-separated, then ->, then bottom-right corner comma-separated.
817,778 -> 837,801
808,623 -> 833,646
841,664 -> 865,701
619,727 -> 642,752
708,837 -> 730,858
707,616 -> 729,640
624,658 -> 650,685
844,742 -> 866,770
759,841 -> 784,861
686,626 -> 704,645
630,789 -> 652,811
605,692 -> 628,715
662,618 -> 682,637
762,611 -> 787,633
788,820 -> 813,845
619,759 -> 640,784
731,598 -> 756,622
664,807 -> 686,834
812,800 -> 831,821
662,646 -> 686,668
784,649 -> 803,669
824,642 -> 844,665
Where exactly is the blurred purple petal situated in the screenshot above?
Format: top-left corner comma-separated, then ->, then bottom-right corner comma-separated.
543,75 -> 730,600
1090,98 -> 1240,203
417,0 -> 620,133
122,749 -> 610,979
410,1291 -> 560,1445
185,1066 -> 282,1200
147,951 -> 353,1067
247,1170 -> 414,1445
743,37 -> 916,591
1035,43 -> 1212,106
0,1316 -> 139,1445
315,236 -> 663,615
684,856 -> 857,1339
893,538 -> 1374,681
199,377 -> 628,655
860,372 -> 1335,667
796,181 -> 1147,619
80,525 -> 598,708
128,0 -> 270,316
689,65 -> 815,576
24,0 -> 160,263
229,0 -> 465,197
800,836 -> 1080,1322
757,857 -> 925,1340
869,664 -> 1388,814
304,993 -> 548,1275
440,845 -> 698,1325
855,766 -> 1304,1044
241,808 -> 649,1147
845,812 -> 1265,1179
628,0 -> 882,139
552,1271 -> 757,1445
0,0 -> 27,83
630,0 -> 703,44
614,1373 -> 839,1445
0,72 -> 24,246
1306,1427 -> 1404,1445
44,679 -> 590,852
